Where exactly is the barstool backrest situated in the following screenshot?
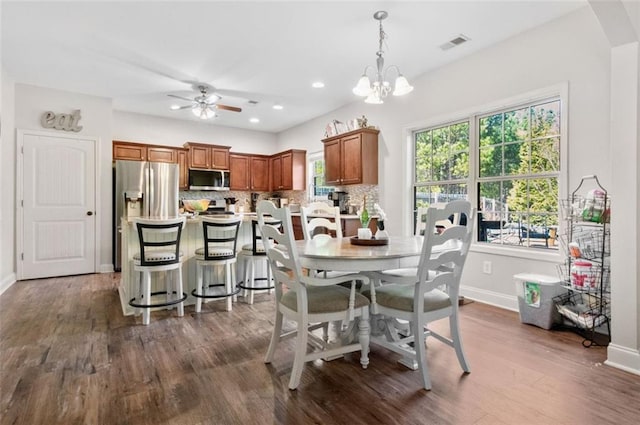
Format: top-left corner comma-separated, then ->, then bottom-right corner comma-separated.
201,216 -> 242,260
133,217 -> 186,267
250,218 -> 282,256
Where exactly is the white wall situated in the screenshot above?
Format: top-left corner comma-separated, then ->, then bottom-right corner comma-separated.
113,111 -> 278,154
1,68 -> 16,294
14,84 -> 113,272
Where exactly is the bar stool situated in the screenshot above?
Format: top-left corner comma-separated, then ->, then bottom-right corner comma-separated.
193,215 -> 242,312
237,218 -> 281,304
129,217 -> 187,325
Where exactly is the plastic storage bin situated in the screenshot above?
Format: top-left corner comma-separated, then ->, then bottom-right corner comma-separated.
514,273 -> 564,329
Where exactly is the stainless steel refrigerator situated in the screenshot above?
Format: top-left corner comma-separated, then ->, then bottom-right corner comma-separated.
113,160 -> 179,270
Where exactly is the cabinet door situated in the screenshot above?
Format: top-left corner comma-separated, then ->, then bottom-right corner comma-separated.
177,149 -> 189,190
340,134 -> 363,184
113,142 -> 147,161
324,139 -> 341,185
229,154 -> 250,190
147,146 -> 177,163
251,156 -> 270,191
271,155 -> 283,190
211,147 -> 230,169
190,146 -> 210,169
281,152 -> 293,190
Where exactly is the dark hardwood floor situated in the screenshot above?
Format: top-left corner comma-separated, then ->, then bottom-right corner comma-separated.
1,273 -> 639,425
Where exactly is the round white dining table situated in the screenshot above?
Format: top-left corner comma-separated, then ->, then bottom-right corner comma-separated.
294,236 -> 424,272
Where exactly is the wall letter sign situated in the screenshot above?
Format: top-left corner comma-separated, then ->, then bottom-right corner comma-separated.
41,110 -> 83,132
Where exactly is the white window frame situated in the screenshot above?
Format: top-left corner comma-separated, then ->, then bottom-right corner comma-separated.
404,83 -> 568,262
307,151 -> 329,202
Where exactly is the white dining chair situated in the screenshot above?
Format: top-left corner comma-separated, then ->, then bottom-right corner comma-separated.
366,200 -> 475,390
257,200 -> 371,390
300,202 -> 343,240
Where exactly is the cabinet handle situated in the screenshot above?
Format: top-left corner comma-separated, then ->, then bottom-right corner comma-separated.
87,211 -> 94,216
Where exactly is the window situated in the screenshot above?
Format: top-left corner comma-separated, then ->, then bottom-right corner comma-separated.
413,121 -> 469,233
308,153 -> 331,200
413,97 -> 561,250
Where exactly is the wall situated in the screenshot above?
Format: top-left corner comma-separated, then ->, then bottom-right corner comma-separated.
1,67 -> 16,294
14,84 -> 114,272
113,111 -> 278,154
278,7 -> 611,307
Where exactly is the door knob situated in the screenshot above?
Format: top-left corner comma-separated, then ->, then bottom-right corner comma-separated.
87,211 -> 94,216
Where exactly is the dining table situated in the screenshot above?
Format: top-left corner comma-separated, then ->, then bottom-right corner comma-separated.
293,234 -> 436,369
294,235 -> 424,273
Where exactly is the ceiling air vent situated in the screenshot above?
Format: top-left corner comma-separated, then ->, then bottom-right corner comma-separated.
439,34 -> 470,51
248,100 -> 259,106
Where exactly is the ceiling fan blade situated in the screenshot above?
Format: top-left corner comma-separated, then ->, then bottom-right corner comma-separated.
168,94 -> 195,102
214,104 -> 242,113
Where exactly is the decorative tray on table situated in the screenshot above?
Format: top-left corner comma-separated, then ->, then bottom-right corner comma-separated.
350,236 -> 389,246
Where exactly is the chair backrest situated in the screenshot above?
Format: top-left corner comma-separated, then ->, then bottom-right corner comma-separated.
256,200 -> 304,298
300,202 -> 343,240
133,217 -> 186,267
416,204 -> 467,236
416,200 -> 476,301
200,215 -> 242,261
248,217 -> 282,255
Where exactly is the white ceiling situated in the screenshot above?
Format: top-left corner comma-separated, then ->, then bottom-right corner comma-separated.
1,1 -> 586,133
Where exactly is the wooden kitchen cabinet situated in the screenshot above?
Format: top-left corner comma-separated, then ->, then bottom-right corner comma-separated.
270,149 -> 306,191
113,141 -> 147,161
322,128 -> 379,186
230,154 -> 270,191
184,142 -> 231,170
176,148 -> 189,190
147,146 -> 177,163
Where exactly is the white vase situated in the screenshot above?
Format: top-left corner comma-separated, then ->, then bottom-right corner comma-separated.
375,229 -> 389,240
357,228 -> 372,239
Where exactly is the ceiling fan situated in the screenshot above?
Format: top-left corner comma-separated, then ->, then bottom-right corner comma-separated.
168,85 -> 242,119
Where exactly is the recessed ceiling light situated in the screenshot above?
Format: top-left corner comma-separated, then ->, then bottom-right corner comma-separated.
249,117 -> 260,123
312,81 -> 325,88
273,104 -> 284,110
170,105 -> 181,110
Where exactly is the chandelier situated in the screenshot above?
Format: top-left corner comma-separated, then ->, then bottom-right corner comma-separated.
352,11 -> 413,104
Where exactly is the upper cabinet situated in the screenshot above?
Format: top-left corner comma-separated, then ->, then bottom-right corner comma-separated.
184,142 -> 231,170
270,149 -> 306,191
230,154 -> 270,191
176,148 -> 189,190
113,141 -> 147,161
322,128 -> 379,186
147,146 -> 177,163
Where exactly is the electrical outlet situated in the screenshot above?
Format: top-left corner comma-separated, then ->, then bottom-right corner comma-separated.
482,261 -> 492,274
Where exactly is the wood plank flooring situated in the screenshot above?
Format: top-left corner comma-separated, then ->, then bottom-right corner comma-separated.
1,273 -> 639,425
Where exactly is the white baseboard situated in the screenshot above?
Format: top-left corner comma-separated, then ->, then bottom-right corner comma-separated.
460,285 -> 519,312
605,343 -> 640,376
99,264 -> 114,273
0,273 -> 17,296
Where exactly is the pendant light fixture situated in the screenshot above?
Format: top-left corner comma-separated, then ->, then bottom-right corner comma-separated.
352,11 -> 413,104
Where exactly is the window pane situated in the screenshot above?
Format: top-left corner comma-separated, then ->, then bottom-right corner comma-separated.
531,137 -> 560,173
479,113 -> 502,147
414,131 -> 431,182
504,108 -> 528,143
451,151 -> 469,180
505,141 -> 528,175
415,184 -> 467,208
479,146 -> 501,177
531,101 -> 560,137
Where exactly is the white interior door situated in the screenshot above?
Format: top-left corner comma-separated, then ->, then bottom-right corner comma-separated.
19,131 -> 97,279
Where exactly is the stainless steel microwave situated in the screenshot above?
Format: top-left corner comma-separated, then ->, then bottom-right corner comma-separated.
188,169 -> 230,191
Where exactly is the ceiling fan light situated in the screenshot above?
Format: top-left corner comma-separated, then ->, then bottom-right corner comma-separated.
192,105 -> 217,119
392,75 -> 414,96
352,75 -> 372,97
